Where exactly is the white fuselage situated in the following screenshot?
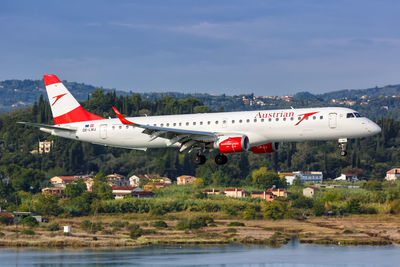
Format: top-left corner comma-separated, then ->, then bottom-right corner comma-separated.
49,107 -> 381,150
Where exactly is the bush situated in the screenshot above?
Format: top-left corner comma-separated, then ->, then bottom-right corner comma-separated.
48,223 -> 60,231
390,199 -> 400,214
110,221 -> 128,229
224,228 -> 237,234
20,216 -> 39,227
81,220 -> 103,233
263,201 -> 287,220
176,216 -> 212,230
0,215 -> 12,225
22,229 -> 35,235
0,232 -> 5,237
227,221 -> 245,227
312,201 -> 325,216
291,196 -> 314,209
150,221 -> 168,229
127,224 -> 143,239
346,198 -> 361,214
242,207 -> 257,220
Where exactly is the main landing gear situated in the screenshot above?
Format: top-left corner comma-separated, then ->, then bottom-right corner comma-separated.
193,152 -> 228,165
215,154 -> 228,165
338,138 -> 348,156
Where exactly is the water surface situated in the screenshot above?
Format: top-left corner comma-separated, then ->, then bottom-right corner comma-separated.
1,240 -> 399,266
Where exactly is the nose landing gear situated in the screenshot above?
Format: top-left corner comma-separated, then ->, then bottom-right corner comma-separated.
338,138 -> 348,156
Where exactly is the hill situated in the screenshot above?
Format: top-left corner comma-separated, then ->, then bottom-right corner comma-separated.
1,79 -> 400,120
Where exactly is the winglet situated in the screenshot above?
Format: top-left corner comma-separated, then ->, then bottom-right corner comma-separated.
112,107 -> 135,125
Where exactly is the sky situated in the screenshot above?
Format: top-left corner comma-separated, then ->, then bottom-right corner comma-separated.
1,0 -> 400,96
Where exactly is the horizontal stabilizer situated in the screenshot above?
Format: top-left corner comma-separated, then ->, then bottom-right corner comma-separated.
18,122 -> 77,132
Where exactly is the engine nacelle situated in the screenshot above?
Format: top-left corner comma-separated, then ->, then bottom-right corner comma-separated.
214,135 -> 250,154
250,142 -> 280,154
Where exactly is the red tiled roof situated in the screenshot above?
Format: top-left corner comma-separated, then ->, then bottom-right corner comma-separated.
225,188 -> 243,191
54,176 -> 77,182
387,168 -> 400,174
0,212 -> 13,219
111,186 -> 136,190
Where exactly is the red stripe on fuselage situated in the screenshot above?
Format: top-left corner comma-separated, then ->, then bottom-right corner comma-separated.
295,112 -> 319,126
53,106 -> 104,124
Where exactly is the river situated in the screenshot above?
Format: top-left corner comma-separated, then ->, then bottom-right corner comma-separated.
1,240 -> 400,266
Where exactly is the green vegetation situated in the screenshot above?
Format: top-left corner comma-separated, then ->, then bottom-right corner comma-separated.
127,224 -> 143,239
21,229 -> 35,235
20,216 -> 39,227
227,221 -> 245,227
150,221 -> 168,229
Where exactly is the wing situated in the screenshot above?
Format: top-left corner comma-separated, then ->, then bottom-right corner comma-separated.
18,122 -> 77,132
112,107 -> 218,152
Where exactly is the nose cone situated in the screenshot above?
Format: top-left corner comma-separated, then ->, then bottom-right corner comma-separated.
368,121 -> 381,135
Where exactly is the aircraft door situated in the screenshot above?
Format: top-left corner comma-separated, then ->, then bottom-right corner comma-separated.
329,113 -> 337,129
100,124 -> 107,139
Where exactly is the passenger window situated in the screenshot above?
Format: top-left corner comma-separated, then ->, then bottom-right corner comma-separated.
208,121 -> 211,125
239,120 -> 242,123
179,123 -> 182,126
298,117 -> 301,120
173,123 -> 176,126
254,119 -> 257,122
200,122 -> 203,125
161,123 -> 164,127
119,126 -> 122,129
305,117 -> 309,120
276,118 -> 279,121
232,120 -> 235,123
290,117 -> 294,121
320,116 -> 323,119
112,126 -> 115,130
166,123 -> 169,127
313,116 -> 316,120
186,122 -> 189,126
283,118 -> 286,121
154,124 -> 156,126
215,121 -> 219,124
193,122 -> 196,125
126,126 -> 129,129
268,118 -> 272,122
261,119 -> 264,122
246,119 -> 250,123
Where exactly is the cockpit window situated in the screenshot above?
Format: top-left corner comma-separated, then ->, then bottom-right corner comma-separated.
346,113 -> 355,118
354,112 -> 361,117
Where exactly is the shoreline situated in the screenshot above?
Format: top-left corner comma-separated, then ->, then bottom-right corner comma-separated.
1,214 -> 399,249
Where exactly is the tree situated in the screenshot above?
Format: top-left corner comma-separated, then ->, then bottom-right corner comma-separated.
263,201 -> 287,220
312,201 -> 325,216
33,193 -> 62,216
92,172 -> 113,200
363,180 -> 382,191
251,167 -> 286,189
65,179 -> 87,199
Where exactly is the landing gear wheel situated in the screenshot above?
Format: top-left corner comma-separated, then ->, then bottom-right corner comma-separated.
338,138 -> 348,157
193,154 -> 206,165
215,154 -> 228,165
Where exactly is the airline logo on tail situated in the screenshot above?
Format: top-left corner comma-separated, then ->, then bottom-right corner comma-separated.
52,93 -> 67,106
43,74 -> 104,125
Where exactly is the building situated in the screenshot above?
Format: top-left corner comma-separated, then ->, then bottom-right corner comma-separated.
280,172 -> 301,185
42,187 -> 65,197
50,176 -> 78,187
177,175 -> 197,185
281,171 -> 323,185
301,172 -> 323,184
224,188 -> 249,198
129,175 -> 141,187
334,173 -> 359,182
111,186 -> 144,199
267,188 -> 288,198
203,189 -> 223,195
385,168 -> 400,181
132,191 -> 154,198
303,187 -> 319,198
106,173 -> 129,186
39,140 -> 53,154
251,191 -> 275,202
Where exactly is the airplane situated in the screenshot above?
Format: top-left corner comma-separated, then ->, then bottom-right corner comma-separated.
19,75 -> 381,165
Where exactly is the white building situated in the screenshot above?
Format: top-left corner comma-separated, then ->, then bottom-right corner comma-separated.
334,173 -> 359,182
282,171 -> 323,185
385,168 -> 400,181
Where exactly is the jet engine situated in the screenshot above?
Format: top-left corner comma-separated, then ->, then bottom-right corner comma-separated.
250,142 -> 280,154
213,135 -> 250,154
